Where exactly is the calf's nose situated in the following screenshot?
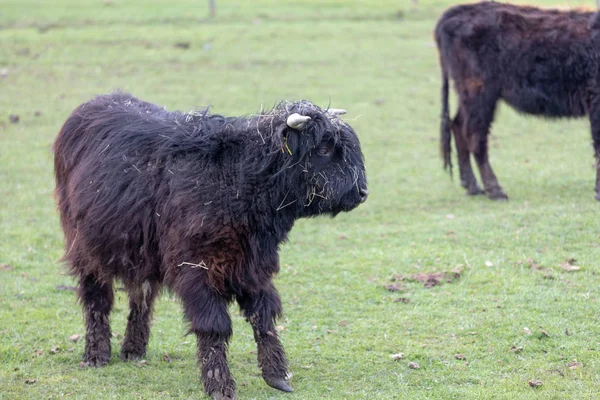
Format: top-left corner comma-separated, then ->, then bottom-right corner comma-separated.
359,188 -> 369,203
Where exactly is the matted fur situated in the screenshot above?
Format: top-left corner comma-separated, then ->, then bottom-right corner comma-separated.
435,2 -> 600,200
53,92 -> 367,399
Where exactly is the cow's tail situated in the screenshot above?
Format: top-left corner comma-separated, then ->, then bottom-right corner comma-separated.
440,61 -> 452,176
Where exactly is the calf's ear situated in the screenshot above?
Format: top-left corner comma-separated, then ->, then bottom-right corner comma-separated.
282,129 -> 299,156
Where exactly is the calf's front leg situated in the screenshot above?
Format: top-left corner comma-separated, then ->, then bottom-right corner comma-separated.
237,281 -> 292,393
196,331 -> 236,400
179,275 -> 236,400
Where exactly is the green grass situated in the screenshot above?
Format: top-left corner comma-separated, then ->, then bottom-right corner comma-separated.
2,0 -> 600,398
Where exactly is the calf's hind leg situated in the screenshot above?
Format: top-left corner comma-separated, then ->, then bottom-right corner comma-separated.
120,279 -> 159,360
79,274 -> 114,367
237,282 -> 292,393
462,89 -> 508,200
452,108 -> 484,195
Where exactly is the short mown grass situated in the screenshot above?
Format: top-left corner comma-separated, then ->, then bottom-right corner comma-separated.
2,0 -> 600,399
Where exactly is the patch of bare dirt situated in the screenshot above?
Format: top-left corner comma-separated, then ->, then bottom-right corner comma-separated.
385,266 -> 463,291
0,264 -> 13,271
409,266 -> 462,288
410,272 -> 447,287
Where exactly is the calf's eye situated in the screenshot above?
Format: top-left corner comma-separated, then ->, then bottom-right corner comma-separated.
317,141 -> 334,157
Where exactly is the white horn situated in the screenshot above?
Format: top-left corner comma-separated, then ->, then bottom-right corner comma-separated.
327,108 -> 347,116
286,113 -> 311,129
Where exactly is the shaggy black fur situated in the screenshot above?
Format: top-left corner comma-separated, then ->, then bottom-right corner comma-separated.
435,2 -> 600,200
53,92 -> 368,400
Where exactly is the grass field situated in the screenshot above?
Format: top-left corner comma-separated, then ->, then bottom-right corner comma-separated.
2,0 -> 600,399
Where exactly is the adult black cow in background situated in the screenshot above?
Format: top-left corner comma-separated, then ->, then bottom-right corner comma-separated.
435,2 -> 600,200
53,92 -> 368,400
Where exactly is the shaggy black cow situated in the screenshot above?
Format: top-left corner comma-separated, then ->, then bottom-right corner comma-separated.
435,2 -> 600,200
53,92 -> 368,400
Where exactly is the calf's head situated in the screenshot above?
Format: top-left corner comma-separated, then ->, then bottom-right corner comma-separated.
268,100 -> 368,217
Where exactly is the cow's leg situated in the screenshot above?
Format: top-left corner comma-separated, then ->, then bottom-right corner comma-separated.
589,98 -> 600,200
452,109 -> 483,195
178,276 -> 236,400
464,90 -> 508,200
196,331 -> 236,400
79,274 -> 114,367
120,279 -> 159,361
237,282 -> 292,393
595,146 -> 600,201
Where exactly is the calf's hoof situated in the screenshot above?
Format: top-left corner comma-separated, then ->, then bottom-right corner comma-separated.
211,391 -> 237,400
264,377 -> 293,392
81,354 -> 110,367
205,371 -> 236,400
120,348 -> 145,361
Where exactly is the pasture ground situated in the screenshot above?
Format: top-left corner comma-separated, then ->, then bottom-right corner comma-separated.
2,0 -> 600,398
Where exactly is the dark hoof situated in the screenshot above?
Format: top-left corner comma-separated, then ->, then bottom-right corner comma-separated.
487,191 -> 508,201
212,392 -> 237,400
265,377 -> 293,392
81,355 -> 109,367
120,349 -> 144,361
466,185 -> 484,196
595,192 -> 600,201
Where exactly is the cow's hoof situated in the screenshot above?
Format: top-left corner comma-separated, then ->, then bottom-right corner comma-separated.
466,185 -> 484,196
488,190 -> 508,201
265,377 -> 293,392
595,192 -> 600,201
